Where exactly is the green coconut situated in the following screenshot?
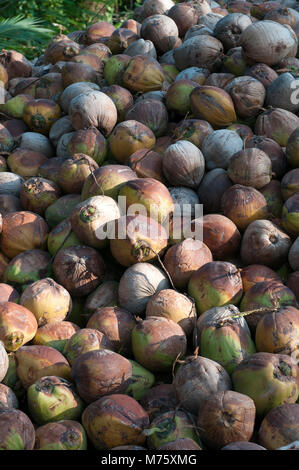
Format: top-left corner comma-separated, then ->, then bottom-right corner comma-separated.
197,305 -> 256,374
232,352 -> 299,416
104,54 -> 131,85
27,376 -> 84,425
0,409 -> 35,450
125,360 -> 155,400
2,352 -> 26,400
33,321 -> 80,352
63,328 -> 114,365
45,194 -> 81,228
47,219 -> 82,256
147,410 -> 201,449
0,94 -> 32,119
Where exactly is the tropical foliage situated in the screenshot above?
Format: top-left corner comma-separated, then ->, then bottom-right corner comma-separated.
0,0 -> 142,59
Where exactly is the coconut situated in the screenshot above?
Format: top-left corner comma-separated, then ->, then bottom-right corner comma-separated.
140,14 -> 178,54
232,352 -> 299,416
64,328 -> 114,365
147,410 -> 200,449
82,394 -> 149,449
241,264 -> 282,292
53,245 -> 105,297
197,305 -> 256,374
255,306 -> 299,355
214,13 -> 252,50
84,281 -> 119,316
104,54 -> 131,86
127,149 -> 164,182
22,99 -> 61,135
174,36 -> 223,71
57,154 -> 99,195
0,341 -> 8,382
165,79 -> 198,116
0,302 -> 37,352
124,360 -> 155,400
205,72 -> 235,88
33,321 -> 80,353
43,36 -> 81,64
197,169 -> 233,213
0,173 -> 24,197
3,119 -> 28,139
286,128 -> 299,168
245,135 -> 287,180
241,220 -> 292,269
122,55 -> 165,92
289,237 -> 299,271
3,249 -> 51,289
20,278 -> 72,327
240,280 -> 297,332
47,219 -> 82,256
0,384 -> 18,410
255,108 -> 299,147
84,21 -> 116,45
240,21 -> 298,65
222,441 -> 266,450
140,384 -> 177,420
158,438 -> 202,450
15,345 -> 71,389
173,119 -> 213,149
247,63 -> 278,89
266,72 -> 299,113
188,261 -> 243,314
81,164 -> 137,201
110,214 -> 168,267
125,99 -> 168,137
225,75 -> 266,118
0,93 -> 32,119
7,149 -> 48,179
61,62 -> 98,87
71,349 -> 132,403
0,284 -> 18,303
227,148 -> 272,189
118,178 -> 174,225
27,376 -> 84,425
281,169 -> 299,201
191,85 -> 237,127
0,50 -> 31,80
102,84 -> 134,122
132,317 -> 187,372
45,194 -> 81,228
20,177 -> 61,216
162,140 -> 205,189
173,355 -> 231,414
200,214 -> 241,260
49,116 -> 73,147
108,120 -> 156,163
221,185 -> 269,231
258,403 -> 299,450
86,306 -> 135,356
107,28 -> 139,54
35,73 -> 63,102
69,195 -> 121,249
0,409 -> 35,450
167,3 -> 199,37
197,391 -> 256,449
163,238 -> 213,289
69,90 -> 117,136
59,82 -> 100,113
282,193 -> 299,237
73,52 -> 105,74
124,38 -> 157,58
19,132 -> 54,158
0,125 -> 14,153
67,128 -> 107,166
146,290 -> 196,336
202,129 -> 243,171
34,420 -> 87,450
223,46 -> 247,76
0,212 -> 49,259
39,158 -> 65,186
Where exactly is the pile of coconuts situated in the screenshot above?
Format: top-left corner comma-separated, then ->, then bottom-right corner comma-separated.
0,0 -> 299,452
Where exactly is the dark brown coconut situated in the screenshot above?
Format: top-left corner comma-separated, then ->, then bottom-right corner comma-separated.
140,14 -> 179,54
258,403 -> 299,450
281,169 -> 299,202
197,391 -> 256,449
245,135 -> 287,180
240,219 -> 292,269
107,28 -> 139,55
84,21 -> 116,45
247,63 -> 278,88
221,185 -> 269,231
255,108 -> 299,147
163,238 -> 213,289
197,169 -> 233,214
140,384 -> 177,421
227,148 -> 272,189
0,194 -> 22,216
71,349 -> 132,403
221,441 -> 266,450
173,355 -> 232,414
125,99 -> 168,137
43,36 -> 81,64
0,383 -> 18,410
61,62 -> 98,87
86,306 -> 136,356
288,272 -> 299,301
0,50 -> 31,80
20,177 -> 61,215
225,75 -> 265,118
53,245 -> 105,297
0,409 -> 35,449
127,149 -> 164,182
